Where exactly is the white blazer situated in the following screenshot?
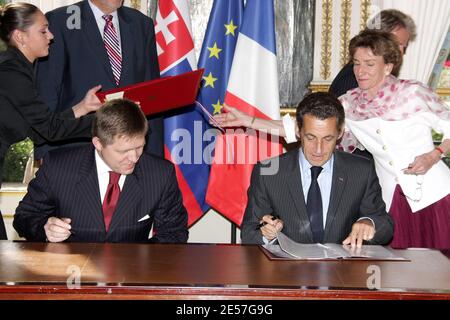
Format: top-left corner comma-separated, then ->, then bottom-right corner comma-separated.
346,113 -> 450,212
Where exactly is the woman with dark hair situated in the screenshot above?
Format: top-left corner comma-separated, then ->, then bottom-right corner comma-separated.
0,3 -> 102,239
214,31 -> 450,249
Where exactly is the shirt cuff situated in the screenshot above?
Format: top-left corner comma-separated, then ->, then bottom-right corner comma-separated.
282,114 -> 297,144
358,217 -> 375,230
262,236 -> 277,245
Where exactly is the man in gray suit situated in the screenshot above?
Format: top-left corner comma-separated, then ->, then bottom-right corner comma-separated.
14,99 -> 188,243
241,92 -> 393,247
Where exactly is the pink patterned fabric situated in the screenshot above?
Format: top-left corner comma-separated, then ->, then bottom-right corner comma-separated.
338,75 -> 450,152
340,75 -> 450,122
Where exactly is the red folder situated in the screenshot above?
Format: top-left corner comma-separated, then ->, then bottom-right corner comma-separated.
96,69 -> 204,116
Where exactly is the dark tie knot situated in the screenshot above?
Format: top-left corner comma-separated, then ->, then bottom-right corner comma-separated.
310,166 -> 323,180
109,171 -> 121,184
102,14 -> 113,23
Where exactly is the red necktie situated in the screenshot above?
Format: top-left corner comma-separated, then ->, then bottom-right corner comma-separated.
102,14 -> 122,85
102,171 -> 121,232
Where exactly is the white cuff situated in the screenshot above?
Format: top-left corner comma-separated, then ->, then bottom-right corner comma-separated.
262,236 -> 277,245
358,217 -> 375,230
282,114 -> 297,144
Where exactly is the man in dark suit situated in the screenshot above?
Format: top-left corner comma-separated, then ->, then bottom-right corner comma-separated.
241,92 -> 393,247
35,0 -> 163,158
14,99 -> 188,243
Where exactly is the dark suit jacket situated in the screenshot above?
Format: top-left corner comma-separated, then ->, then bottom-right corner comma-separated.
13,145 -> 188,243
0,47 -> 93,186
241,150 -> 394,245
35,1 -> 163,158
0,47 -> 93,240
328,62 -> 358,98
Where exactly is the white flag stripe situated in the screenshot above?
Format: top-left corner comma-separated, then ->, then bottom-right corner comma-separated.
173,0 -> 194,35
226,33 -> 280,120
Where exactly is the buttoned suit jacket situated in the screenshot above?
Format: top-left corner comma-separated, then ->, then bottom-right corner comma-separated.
241,149 -> 394,245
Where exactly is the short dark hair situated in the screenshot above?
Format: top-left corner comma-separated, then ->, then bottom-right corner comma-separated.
296,92 -> 345,132
0,3 -> 39,44
367,9 -> 417,41
92,99 -> 148,145
349,30 -> 403,76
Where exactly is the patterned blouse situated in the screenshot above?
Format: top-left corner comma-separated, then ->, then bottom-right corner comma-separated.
339,75 -> 450,151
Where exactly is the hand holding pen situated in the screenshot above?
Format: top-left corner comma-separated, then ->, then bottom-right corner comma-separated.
255,214 -> 281,230
43,217 -> 73,243
256,214 -> 283,242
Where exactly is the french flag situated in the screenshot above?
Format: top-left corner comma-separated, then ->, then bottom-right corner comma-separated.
206,0 -> 282,226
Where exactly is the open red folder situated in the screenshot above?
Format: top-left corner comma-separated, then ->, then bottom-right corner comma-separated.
96,69 -> 204,116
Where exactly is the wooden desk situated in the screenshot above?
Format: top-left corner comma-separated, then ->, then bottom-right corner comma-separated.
0,241 -> 449,300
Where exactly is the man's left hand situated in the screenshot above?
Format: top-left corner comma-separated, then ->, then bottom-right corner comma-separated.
342,219 -> 375,248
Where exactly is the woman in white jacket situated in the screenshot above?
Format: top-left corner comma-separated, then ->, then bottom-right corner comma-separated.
214,31 -> 450,249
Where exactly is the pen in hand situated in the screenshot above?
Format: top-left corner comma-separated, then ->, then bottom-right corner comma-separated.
255,215 -> 280,230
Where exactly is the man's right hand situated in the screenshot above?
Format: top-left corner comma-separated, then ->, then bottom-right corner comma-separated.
260,215 -> 283,241
44,217 -> 72,242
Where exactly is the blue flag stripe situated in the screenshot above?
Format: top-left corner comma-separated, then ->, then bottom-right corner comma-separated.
240,0 -> 276,55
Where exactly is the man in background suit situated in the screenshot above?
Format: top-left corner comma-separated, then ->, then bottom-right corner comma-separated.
35,0 -> 163,159
241,92 -> 393,247
14,99 -> 188,243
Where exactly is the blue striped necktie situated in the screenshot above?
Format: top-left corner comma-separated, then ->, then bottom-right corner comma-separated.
102,14 -> 122,85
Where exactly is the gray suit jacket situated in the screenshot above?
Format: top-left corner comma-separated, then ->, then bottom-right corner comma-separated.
241,150 -> 393,245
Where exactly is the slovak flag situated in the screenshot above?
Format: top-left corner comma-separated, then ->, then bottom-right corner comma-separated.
206,0 -> 283,226
155,0 -> 209,226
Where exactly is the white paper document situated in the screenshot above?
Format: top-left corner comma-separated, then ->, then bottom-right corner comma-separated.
261,232 -> 407,261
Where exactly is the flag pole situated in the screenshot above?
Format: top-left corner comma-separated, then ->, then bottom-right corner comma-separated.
231,223 -> 237,244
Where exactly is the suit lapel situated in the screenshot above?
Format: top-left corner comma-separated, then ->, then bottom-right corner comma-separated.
81,1 -> 116,85
75,147 -> 105,230
286,151 -> 314,241
107,163 -> 144,234
324,152 -> 347,239
117,7 -> 133,86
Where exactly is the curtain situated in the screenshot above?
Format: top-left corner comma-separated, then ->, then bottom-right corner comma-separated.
380,0 -> 450,83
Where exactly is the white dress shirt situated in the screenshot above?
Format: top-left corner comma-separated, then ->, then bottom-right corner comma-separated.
88,0 -> 122,50
95,151 -> 126,203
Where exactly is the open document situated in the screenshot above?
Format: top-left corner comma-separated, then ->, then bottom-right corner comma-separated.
261,232 -> 408,261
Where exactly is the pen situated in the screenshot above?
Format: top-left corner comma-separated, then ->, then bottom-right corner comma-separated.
255,215 -> 280,230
